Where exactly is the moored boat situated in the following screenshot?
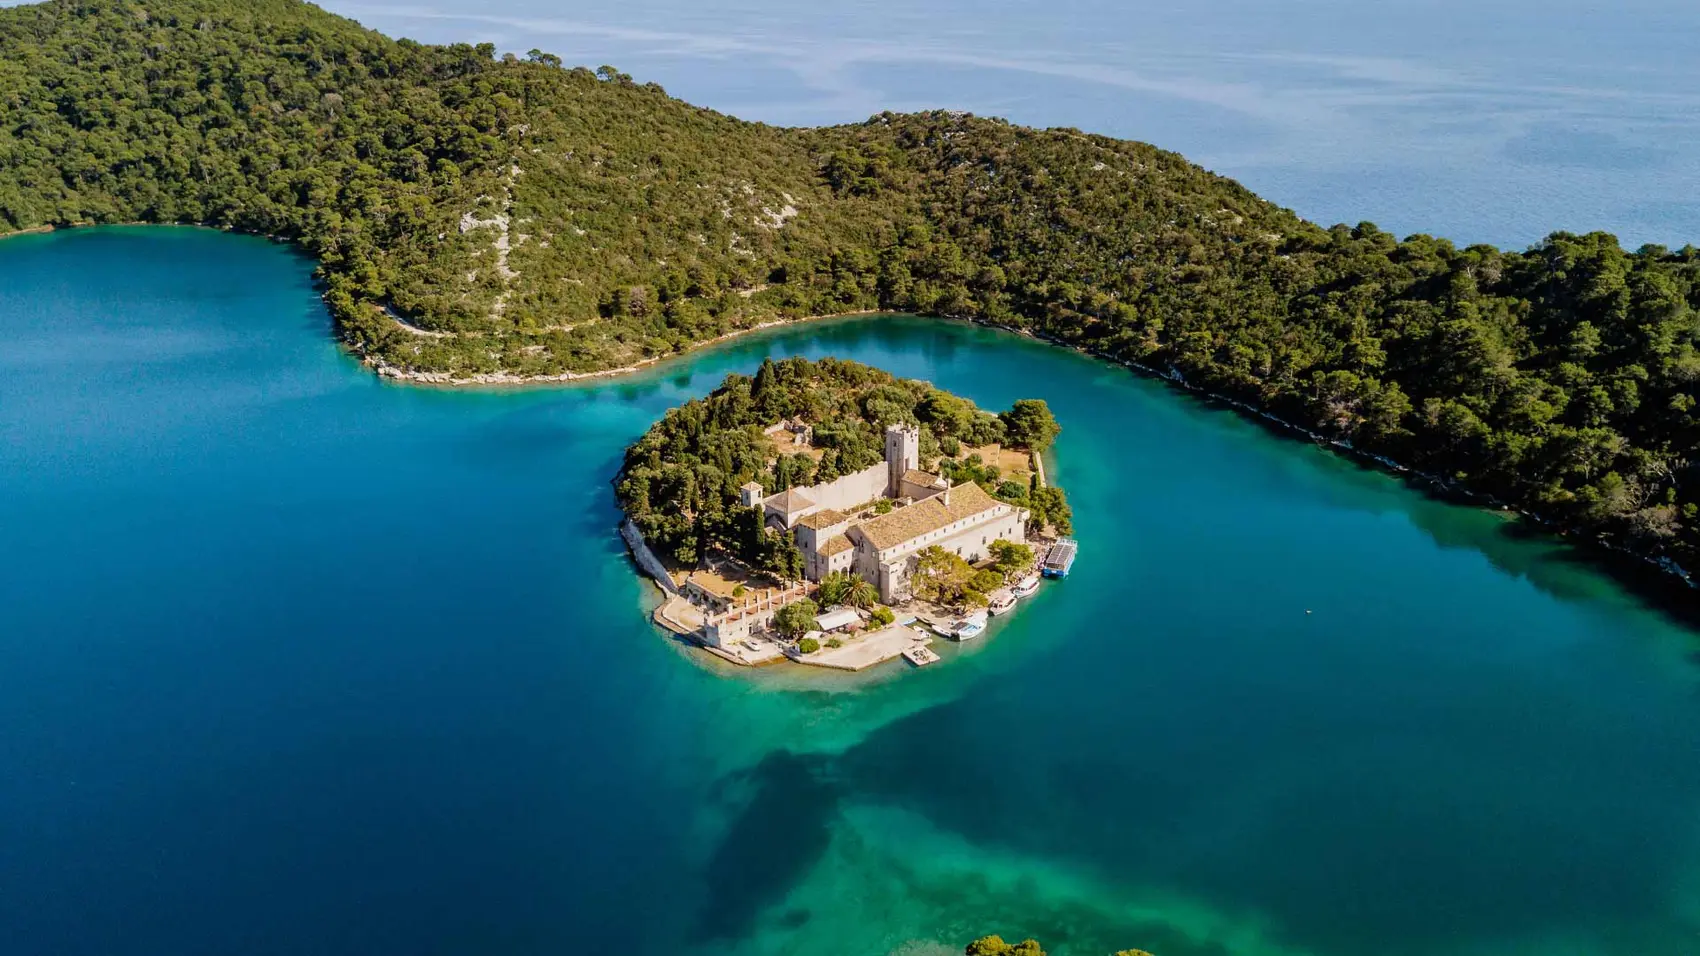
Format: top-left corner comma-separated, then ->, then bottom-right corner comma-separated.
950,609 -> 990,640
1041,538 -> 1078,578
987,588 -> 1017,615
1011,574 -> 1041,598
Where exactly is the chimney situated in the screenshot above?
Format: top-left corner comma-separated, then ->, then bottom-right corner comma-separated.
942,478 -> 951,506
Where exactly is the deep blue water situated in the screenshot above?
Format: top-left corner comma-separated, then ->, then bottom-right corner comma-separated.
4,227 -> 1700,956
327,0 -> 1700,249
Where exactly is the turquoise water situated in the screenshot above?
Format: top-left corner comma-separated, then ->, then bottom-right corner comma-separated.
4,227 -> 1700,956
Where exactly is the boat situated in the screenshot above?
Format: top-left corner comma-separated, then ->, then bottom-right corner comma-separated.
987,588 -> 1017,615
1041,538 -> 1078,578
949,609 -> 989,640
902,645 -> 940,667
1011,574 -> 1041,598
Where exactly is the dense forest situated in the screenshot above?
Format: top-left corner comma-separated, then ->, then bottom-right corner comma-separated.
2,0 -> 1696,580
616,357 -> 1067,572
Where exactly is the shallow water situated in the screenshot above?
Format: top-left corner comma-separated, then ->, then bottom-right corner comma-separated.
4,227 -> 1700,956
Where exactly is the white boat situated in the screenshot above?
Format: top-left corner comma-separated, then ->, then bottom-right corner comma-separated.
987,588 -> 1017,615
1011,574 -> 1041,598
950,610 -> 990,640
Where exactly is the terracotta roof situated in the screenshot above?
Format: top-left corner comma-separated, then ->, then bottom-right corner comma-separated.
818,535 -> 853,556
795,508 -> 849,530
767,487 -> 815,514
852,482 -> 1005,551
901,469 -> 945,489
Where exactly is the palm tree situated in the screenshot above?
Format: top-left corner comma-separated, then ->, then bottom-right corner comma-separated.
843,576 -> 878,609
817,571 -> 855,606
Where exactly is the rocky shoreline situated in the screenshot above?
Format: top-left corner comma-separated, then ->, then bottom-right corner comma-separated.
362,311 -> 882,387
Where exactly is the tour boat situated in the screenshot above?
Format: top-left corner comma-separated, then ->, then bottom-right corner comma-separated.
1041,538 -> 1078,578
1011,574 -> 1041,598
950,610 -> 990,640
987,588 -> 1017,616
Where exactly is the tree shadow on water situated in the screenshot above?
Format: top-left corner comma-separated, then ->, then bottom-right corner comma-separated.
692,748 -> 840,942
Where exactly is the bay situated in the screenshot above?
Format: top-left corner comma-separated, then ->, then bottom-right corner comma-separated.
3,226 -> 1700,956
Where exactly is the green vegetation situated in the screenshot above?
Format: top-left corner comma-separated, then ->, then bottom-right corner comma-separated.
773,599 -> 819,642
616,357 -> 1065,567
869,605 -> 896,628
1001,399 -> 1061,452
4,0 -> 1696,578
911,545 -> 991,609
796,637 -> 820,654
988,539 -> 1036,578
965,937 -> 1151,956
818,570 -> 878,609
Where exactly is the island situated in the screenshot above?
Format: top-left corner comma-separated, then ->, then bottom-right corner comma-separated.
617,358 -> 1072,668
2,0 -> 1694,590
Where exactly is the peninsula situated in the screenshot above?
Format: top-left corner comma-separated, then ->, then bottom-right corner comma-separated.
618,358 -> 1070,668
2,0 -> 1695,587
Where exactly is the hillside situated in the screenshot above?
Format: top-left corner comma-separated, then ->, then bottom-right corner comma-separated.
2,0 -> 1697,579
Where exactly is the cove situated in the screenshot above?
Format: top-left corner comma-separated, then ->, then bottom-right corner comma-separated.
4,226 -> 1700,956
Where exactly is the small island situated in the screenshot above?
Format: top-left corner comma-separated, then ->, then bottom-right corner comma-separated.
618,357 -> 1073,669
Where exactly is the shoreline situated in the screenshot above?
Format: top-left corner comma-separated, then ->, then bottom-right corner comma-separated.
8,223 -> 1692,598
364,311 -> 882,388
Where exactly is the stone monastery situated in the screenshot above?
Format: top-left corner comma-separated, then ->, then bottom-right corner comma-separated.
742,423 -> 1028,604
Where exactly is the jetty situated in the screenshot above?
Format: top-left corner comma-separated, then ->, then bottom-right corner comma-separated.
903,645 -> 941,667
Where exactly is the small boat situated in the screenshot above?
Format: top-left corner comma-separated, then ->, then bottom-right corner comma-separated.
987,588 -> 1017,616
950,609 -> 989,640
1011,574 -> 1041,598
903,645 -> 940,666
1041,538 -> 1078,579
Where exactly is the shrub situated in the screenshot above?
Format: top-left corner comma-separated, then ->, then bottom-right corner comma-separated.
826,638 -> 843,649
797,637 -> 821,654
869,605 -> 895,627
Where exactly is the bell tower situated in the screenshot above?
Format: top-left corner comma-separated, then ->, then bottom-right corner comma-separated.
884,423 -> 919,494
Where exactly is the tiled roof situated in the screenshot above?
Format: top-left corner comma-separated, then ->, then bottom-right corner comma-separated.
767,487 -> 815,513
852,482 -> 1005,551
818,535 -> 853,556
901,469 -> 945,489
796,508 -> 849,530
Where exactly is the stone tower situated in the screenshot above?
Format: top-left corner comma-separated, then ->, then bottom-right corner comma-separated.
740,481 -> 764,508
884,423 -> 920,494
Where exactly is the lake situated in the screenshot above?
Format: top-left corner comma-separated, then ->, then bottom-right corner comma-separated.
3,226 -> 1700,956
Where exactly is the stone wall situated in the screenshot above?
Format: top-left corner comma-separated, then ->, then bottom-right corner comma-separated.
620,519 -> 679,596
801,462 -> 888,513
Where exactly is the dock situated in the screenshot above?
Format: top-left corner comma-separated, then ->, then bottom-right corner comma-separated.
902,645 -> 941,666
793,624 -> 933,671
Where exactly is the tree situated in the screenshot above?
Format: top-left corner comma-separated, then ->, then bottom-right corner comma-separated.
988,539 -> 1034,576
843,576 -> 879,608
797,636 -> 821,654
869,605 -> 895,627
772,599 -> 819,640
910,546 -> 980,608
1001,399 -> 1061,451
817,571 -> 856,606
965,937 -> 1045,956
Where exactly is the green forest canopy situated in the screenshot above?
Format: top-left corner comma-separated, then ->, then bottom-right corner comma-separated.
2,0 -> 1697,577
615,357 -> 1067,571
